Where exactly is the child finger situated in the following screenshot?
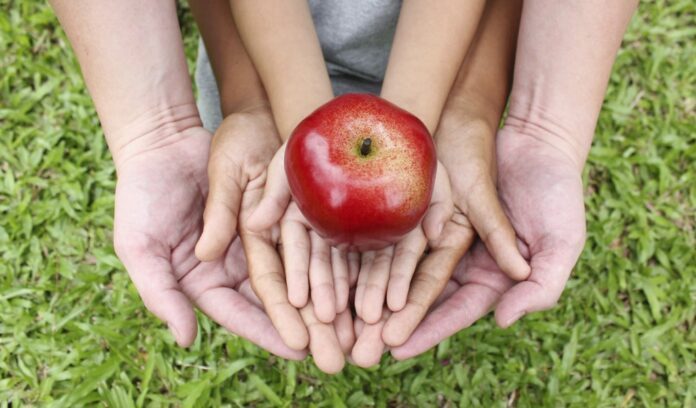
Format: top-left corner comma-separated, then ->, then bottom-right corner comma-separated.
354,250 -> 375,318
466,177 -> 530,281
246,144 -> 291,231
422,162 -> 454,242
242,232 -> 309,351
333,308 -> 356,354
331,247 -> 350,313
300,302 -> 345,374
382,228 -> 467,347
351,309 -> 390,368
281,217 -> 310,308
387,227 -> 427,312
195,160 -> 243,261
359,246 -> 394,324
348,251 -> 360,286
309,231 -> 336,323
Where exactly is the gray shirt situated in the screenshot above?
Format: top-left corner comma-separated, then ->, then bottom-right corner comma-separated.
196,0 -> 401,131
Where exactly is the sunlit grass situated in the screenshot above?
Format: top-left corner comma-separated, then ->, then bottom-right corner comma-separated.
0,1 -> 693,406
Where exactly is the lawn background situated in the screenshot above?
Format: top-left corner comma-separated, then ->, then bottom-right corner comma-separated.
0,1 -> 694,406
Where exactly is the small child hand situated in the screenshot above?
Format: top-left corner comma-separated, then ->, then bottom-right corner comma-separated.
354,161 -> 454,325
195,105 -> 281,261
246,142 -> 359,324
381,112 -> 531,347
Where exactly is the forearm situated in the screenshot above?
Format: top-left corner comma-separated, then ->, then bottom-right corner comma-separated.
440,0 -> 522,132
381,0 -> 486,132
229,0 -> 333,139
189,0 -> 267,116
507,0 -> 638,169
50,0 -> 199,165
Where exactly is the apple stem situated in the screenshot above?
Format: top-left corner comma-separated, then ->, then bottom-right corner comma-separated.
360,138 -> 372,156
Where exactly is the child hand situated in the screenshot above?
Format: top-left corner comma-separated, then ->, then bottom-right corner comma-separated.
353,161 -> 454,325
245,143 -> 359,324
381,112 -> 530,347
193,106 -> 311,351
195,105 -> 281,261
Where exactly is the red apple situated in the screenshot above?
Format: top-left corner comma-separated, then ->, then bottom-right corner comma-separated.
285,93 -> 436,249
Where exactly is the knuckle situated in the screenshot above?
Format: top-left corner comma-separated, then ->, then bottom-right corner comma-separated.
310,248 -> 332,265
394,244 -> 421,262
288,237 -> 310,254
411,272 -> 440,296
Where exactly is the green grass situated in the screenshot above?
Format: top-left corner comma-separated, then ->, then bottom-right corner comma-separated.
1,1 -> 694,406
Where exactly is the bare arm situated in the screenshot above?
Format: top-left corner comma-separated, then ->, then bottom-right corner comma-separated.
229,0 -> 333,139
380,0 -> 527,349
507,0 -> 638,169
188,0 -> 268,116
50,0 -> 199,168
441,0 -> 520,131
381,0 -> 486,132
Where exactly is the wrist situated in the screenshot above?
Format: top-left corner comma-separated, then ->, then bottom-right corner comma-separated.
218,77 -> 269,117
436,107 -> 495,144
504,98 -> 589,171
380,89 -> 442,134
108,102 -> 204,170
220,94 -> 271,117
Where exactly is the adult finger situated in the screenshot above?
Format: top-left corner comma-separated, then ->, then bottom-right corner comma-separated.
245,144 -> 291,231
194,285 -> 306,360
390,282 -> 500,360
300,302 -> 345,374
422,162 -> 454,242
281,214 -> 310,308
387,227 -> 427,312
242,232 -> 309,350
359,246 -> 394,324
117,247 -> 198,347
309,231 -> 336,323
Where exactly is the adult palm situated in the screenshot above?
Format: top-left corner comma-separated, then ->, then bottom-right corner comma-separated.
392,127 -> 588,358
112,127 -> 304,359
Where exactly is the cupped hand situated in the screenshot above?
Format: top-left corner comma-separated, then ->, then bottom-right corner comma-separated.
353,161 -> 455,325
190,106 -> 309,351
113,127 -> 303,359
354,113 -> 529,351
389,126 -> 587,359
245,143 -> 360,324
190,107 -> 357,372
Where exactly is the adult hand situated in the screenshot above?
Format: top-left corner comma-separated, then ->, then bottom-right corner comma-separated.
113,126 -> 304,360
390,126 -> 587,359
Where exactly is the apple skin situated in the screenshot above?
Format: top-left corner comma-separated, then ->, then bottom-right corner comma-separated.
285,93 -> 436,249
